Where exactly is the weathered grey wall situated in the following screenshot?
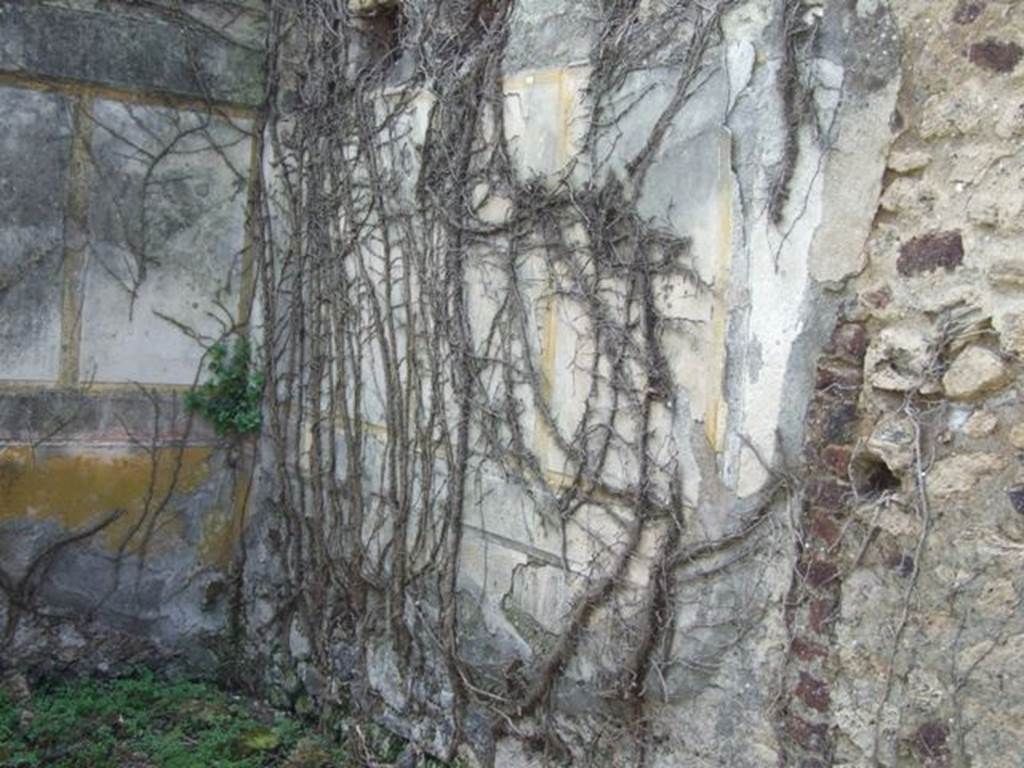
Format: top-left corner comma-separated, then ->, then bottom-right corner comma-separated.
453,2 -> 900,763
238,1 -> 905,766
0,0 -> 263,674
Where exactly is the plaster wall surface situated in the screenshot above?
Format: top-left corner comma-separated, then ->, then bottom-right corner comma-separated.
0,0 -> 262,673
240,1 -> 907,765
3,1 -> 1023,767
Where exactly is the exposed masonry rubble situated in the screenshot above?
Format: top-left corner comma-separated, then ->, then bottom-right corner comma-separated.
778,2 -> 1024,766
780,319 -> 867,768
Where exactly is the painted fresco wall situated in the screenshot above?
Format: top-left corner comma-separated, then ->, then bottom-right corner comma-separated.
0,0 -> 263,672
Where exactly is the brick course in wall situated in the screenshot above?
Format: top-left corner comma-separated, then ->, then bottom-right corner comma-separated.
779,319 -> 868,766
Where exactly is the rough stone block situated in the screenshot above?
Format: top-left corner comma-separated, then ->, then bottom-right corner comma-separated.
80,100 -> 252,385
794,671 -> 830,713
816,361 -> 863,391
830,323 -> 868,362
0,2 -> 264,106
942,345 -> 1009,400
1009,423 -> 1024,450
961,410 -> 998,438
0,86 -> 73,381
887,149 -> 931,173
820,444 -> 853,476
790,636 -> 828,662
969,39 -> 1023,74
928,452 -> 1007,499
897,231 -> 964,276
864,324 -> 936,393
866,414 -> 915,473
953,1 -> 985,25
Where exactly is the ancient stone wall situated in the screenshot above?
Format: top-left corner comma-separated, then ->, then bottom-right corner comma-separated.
782,2 -> 1024,766
3,1 -> 1023,767
236,1 -> 905,765
0,0 -> 263,673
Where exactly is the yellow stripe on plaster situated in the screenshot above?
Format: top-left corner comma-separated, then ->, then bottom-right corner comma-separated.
703,130 -> 733,451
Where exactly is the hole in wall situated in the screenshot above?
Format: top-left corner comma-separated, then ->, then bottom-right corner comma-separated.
353,1 -> 407,77
850,454 -> 901,498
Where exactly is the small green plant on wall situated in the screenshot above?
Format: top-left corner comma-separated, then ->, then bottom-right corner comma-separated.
185,337 -> 263,436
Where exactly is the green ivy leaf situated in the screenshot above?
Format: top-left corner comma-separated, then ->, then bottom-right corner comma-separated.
184,337 -> 263,437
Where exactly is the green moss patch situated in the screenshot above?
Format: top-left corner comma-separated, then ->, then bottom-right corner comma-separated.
0,672 -> 343,768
